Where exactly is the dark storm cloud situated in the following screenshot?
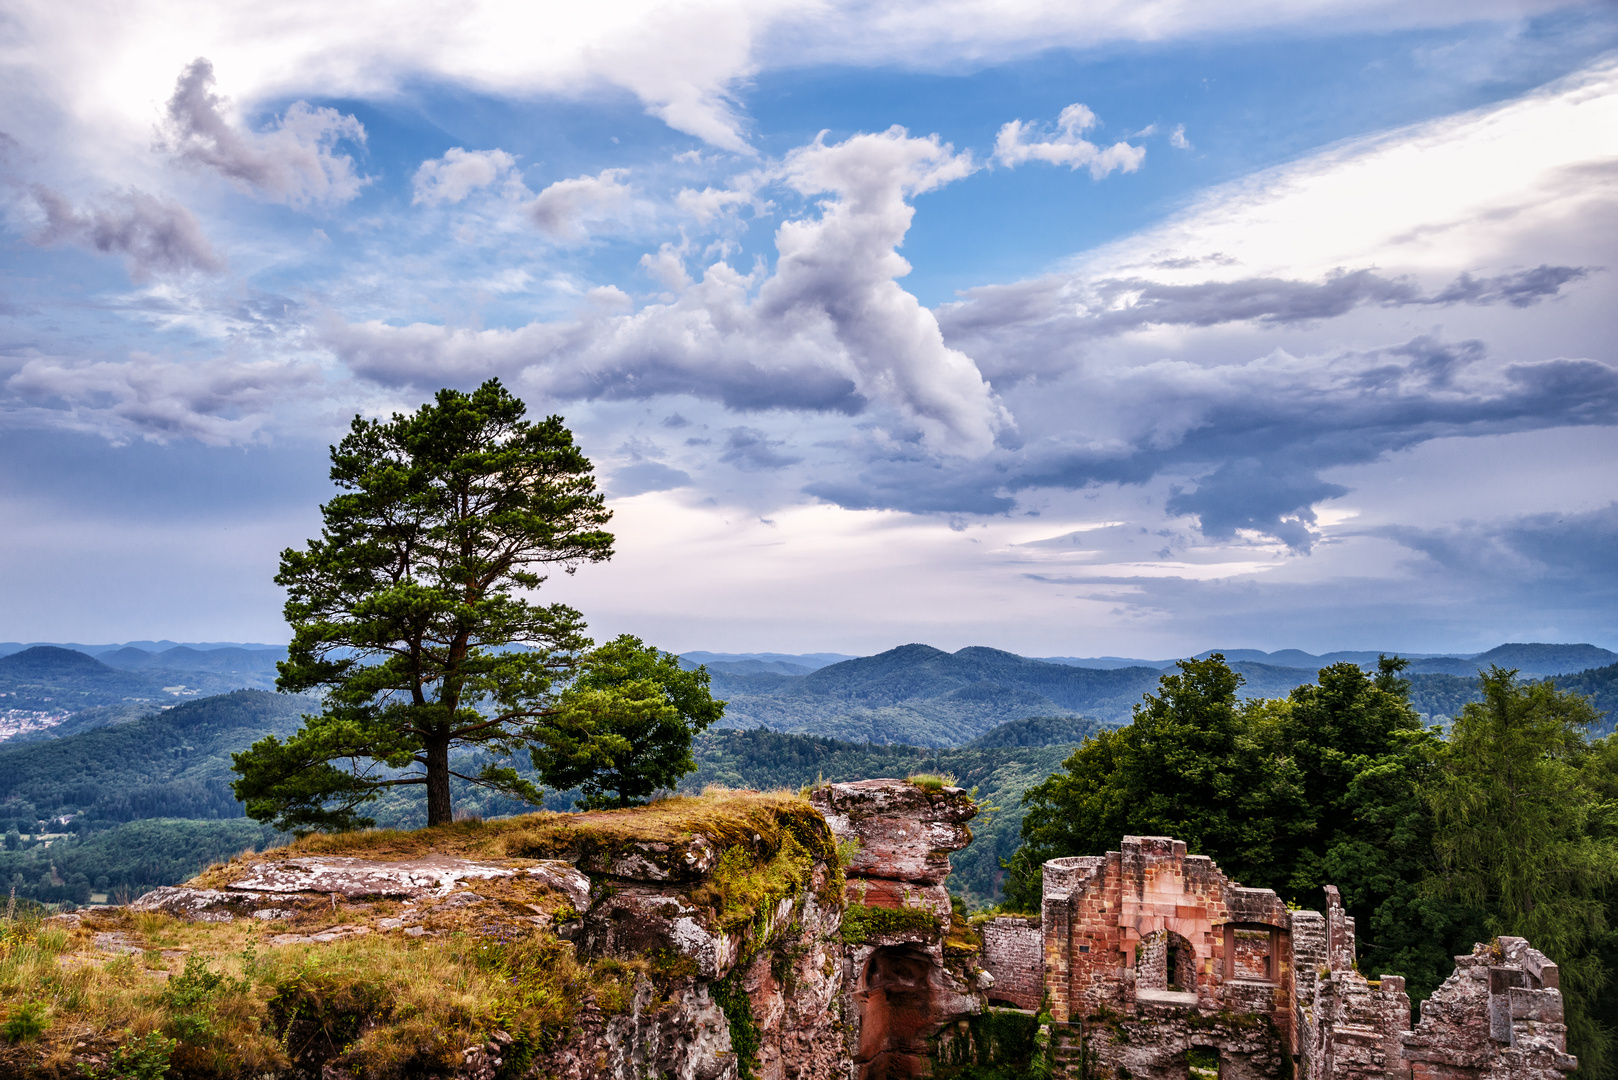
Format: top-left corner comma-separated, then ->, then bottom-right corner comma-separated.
805,340 -> 1618,551
940,265 -> 1594,380
719,427 -> 803,471
1379,503 -> 1618,584
1165,461 -> 1348,550
28,185 -> 225,281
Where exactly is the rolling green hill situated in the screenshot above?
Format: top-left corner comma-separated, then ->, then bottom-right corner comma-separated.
1472,643 -> 1618,675
708,644 -> 1166,744
702,645 -> 1490,745
0,689 -> 312,831
0,646 -> 166,711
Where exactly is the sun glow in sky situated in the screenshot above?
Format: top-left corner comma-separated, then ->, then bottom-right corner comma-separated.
2,1 -> 1616,656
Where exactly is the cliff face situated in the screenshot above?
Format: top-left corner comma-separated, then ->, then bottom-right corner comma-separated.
811,779 -> 987,1080
8,782 -> 986,1080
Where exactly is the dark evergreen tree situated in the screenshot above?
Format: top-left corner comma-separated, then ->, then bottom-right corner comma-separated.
232,380 -> 618,830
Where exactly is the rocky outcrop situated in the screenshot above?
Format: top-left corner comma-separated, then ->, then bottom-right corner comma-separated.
108,780 -> 987,1080
811,778 -> 986,1080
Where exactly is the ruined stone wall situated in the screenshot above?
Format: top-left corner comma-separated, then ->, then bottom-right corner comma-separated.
1399,937 -> 1576,1080
1039,837 -> 1295,1080
1039,840 -> 1578,1080
980,915 -> 1043,1009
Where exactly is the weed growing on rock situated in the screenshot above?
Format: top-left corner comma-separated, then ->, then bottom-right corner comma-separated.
840,903 -> 941,945
710,972 -> 762,1080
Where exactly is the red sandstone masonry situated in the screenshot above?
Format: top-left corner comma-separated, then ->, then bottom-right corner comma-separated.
1031,837 -> 1576,1080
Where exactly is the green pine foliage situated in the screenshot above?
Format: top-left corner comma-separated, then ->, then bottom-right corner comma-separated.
235,380 -> 617,831
1428,668 -> 1616,1076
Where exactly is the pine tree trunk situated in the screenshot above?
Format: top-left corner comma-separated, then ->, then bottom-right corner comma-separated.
426,736 -> 453,826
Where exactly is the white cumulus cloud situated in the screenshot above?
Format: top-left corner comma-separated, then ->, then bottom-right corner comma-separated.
993,104 -> 1146,178
412,147 -> 520,206
324,126 -> 1008,455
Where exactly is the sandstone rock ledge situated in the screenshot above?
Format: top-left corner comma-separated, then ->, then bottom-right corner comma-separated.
2,781 -> 991,1080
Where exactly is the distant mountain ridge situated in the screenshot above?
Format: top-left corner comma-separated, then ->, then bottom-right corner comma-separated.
691,642 -> 1618,746
1034,643 -> 1617,677
0,645 -> 286,733
0,640 -> 284,659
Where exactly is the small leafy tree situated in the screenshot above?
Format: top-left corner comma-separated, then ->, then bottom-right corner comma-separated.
231,379 -> 615,830
536,635 -> 726,809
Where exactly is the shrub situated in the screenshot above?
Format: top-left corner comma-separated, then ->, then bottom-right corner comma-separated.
2,998 -> 47,1043
103,1031 -> 177,1080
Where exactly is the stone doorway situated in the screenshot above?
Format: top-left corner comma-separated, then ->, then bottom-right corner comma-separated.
855,945 -> 937,1080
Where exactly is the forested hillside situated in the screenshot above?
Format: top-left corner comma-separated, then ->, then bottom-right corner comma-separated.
0,691 -> 308,904
1553,662 -> 1618,734
0,690 -> 310,829
0,646 -> 166,711
707,644 -> 1168,742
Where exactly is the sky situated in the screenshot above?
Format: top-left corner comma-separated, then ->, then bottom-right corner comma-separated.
1,0 -> 1616,659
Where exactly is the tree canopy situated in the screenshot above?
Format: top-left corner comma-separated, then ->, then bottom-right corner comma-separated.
231,380 -> 718,831
531,635 -> 726,809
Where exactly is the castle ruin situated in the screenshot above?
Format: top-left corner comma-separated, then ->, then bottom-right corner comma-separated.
981,835 -> 1579,1080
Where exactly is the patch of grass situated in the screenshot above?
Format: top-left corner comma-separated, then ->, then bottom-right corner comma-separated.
906,773 -> 957,793
276,789 -> 824,862
841,903 -> 941,946
0,907 -> 607,1079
